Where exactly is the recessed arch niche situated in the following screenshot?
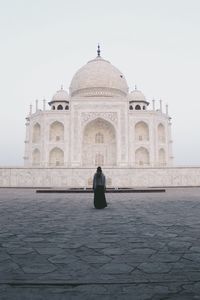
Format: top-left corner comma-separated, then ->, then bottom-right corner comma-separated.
135,121 -> 149,141
82,118 -> 116,166
135,147 -> 150,166
49,147 -> 64,166
49,121 -> 64,142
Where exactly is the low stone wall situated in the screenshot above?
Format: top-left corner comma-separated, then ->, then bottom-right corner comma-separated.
0,167 -> 200,188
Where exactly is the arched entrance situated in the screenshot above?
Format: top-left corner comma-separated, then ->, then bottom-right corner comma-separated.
82,118 -> 116,166
49,147 -> 64,166
135,147 -> 150,166
49,121 -> 64,142
135,121 -> 149,141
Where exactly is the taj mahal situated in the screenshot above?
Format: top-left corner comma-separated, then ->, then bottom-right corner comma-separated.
24,46 -> 173,169
1,47 -> 200,188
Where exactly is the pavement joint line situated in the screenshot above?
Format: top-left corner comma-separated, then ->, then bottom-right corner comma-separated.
0,280 -> 198,286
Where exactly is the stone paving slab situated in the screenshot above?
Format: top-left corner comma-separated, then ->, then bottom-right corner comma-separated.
0,187 -> 200,299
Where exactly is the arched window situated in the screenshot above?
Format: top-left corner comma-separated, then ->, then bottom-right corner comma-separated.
32,123 -> 41,143
95,153 -> 104,166
135,121 -> 149,141
49,147 -> 64,166
129,105 -> 133,110
57,105 -> 63,110
135,105 -> 141,110
95,132 -> 104,144
52,106 -> 55,110
32,149 -> 40,166
49,121 -> 64,142
143,106 -> 146,110
158,123 -> 165,143
135,147 -> 150,166
65,105 -> 69,110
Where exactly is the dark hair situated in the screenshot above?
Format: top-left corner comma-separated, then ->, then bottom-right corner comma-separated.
97,166 -> 102,173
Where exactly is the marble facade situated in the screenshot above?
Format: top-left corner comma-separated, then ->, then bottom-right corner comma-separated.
3,49 -> 193,189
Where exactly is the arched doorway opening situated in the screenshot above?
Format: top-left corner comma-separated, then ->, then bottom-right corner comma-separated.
135,147 -> 150,166
49,147 -> 64,166
82,118 -> 116,166
135,121 -> 149,141
49,121 -> 64,142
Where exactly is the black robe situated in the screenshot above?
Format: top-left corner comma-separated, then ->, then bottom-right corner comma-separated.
93,173 -> 107,209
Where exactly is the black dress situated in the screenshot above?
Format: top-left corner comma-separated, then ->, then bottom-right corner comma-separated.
93,173 -> 107,209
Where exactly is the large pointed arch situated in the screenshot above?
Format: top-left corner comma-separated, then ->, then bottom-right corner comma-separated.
135,121 -> 149,141
49,147 -> 64,166
135,147 -> 150,166
82,118 -> 116,166
49,121 -> 64,142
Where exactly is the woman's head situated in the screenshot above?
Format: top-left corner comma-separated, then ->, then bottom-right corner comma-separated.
97,166 -> 102,173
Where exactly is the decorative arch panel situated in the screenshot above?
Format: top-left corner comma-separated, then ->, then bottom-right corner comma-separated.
49,121 -> 64,142
49,147 -> 64,166
135,121 -> 149,141
135,147 -> 150,166
82,118 -> 116,166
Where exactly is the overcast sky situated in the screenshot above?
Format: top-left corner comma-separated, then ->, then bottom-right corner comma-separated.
0,0 -> 200,166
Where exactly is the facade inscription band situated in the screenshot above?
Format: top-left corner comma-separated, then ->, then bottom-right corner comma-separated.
81,112 -> 118,125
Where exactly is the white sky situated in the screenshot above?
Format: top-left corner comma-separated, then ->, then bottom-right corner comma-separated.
0,0 -> 200,166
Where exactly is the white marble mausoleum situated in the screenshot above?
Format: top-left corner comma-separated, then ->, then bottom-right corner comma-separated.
24,47 -> 173,169
2,48 -> 200,188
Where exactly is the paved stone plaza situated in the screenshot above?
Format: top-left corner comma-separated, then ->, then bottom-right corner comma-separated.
0,188 -> 200,299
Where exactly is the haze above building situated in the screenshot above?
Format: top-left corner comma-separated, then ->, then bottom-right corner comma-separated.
0,0 -> 200,166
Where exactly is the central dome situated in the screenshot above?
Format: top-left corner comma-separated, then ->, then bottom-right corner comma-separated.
69,56 -> 129,97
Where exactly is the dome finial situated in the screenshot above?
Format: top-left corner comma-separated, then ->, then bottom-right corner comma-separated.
61,84 -> 63,90
97,44 -> 101,57
135,85 -> 137,90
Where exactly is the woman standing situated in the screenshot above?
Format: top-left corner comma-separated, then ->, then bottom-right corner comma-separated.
93,166 -> 107,209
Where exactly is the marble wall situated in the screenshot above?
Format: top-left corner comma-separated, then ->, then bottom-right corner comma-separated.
0,167 -> 200,188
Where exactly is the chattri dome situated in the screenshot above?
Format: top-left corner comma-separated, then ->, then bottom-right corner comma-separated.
52,86 -> 69,101
129,87 -> 146,101
69,53 -> 129,97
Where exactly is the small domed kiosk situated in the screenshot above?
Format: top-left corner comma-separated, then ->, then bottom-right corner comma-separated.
49,86 -> 69,110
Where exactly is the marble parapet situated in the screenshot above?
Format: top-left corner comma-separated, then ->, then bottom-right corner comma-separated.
0,167 -> 200,188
